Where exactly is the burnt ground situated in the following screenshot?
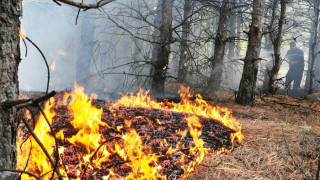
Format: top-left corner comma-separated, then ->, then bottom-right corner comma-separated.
19,84 -> 320,180
163,84 -> 320,180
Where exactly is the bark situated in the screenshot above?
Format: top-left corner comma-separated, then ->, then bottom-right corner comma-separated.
236,0 -> 265,106
149,0 -> 163,88
151,0 -> 174,96
208,0 -> 232,90
177,0 -> 192,82
76,16 -> 95,89
268,0 -> 286,94
0,0 -> 21,179
308,0 -> 320,94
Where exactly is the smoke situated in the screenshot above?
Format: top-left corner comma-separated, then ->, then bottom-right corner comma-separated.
19,1 -> 148,97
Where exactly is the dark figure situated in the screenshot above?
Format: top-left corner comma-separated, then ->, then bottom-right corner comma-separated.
285,42 -> 304,92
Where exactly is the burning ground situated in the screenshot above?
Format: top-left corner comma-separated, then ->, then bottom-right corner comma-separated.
16,84 -> 243,179
183,87 -> 320,180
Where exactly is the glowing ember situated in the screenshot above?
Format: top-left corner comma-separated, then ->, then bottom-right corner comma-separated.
17,83 -> 243,179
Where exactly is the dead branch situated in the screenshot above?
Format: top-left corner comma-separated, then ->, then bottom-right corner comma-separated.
2,91 -> 56,109
20,114 -> 63,180
24,36 -> 50,94
272,100 -> 320,113
56,0 -> 115,10
0,169 -> 41,180
36,103 -> 61,180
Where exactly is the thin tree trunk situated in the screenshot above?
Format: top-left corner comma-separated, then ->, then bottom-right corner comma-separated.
236,12 -> 242,55
227,0 -> 237,59
177,0 -> 192,82
0,0 -> 21,179
236,0 -> 265,106
151,0 -> 174,96
309,0 -> 320,94
268,0 -> 286,94
208,0 -> 231,90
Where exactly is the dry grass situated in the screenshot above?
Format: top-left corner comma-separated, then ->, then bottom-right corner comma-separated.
183,90 -> 320,180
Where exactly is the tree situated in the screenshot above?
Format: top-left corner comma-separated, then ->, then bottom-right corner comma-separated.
208,0 -> 232,90
268,0 -> 287,94
236,0 -> 265,106
177,0 -> 192,82
151,0 -> 175,96
0,0 -> 21,179
307,0 -> 320,94
0,1 -> 114,179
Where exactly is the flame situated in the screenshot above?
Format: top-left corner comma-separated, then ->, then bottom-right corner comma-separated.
17,84 -> 243,179
51,60 -> 56,71
19,26 -> 26,39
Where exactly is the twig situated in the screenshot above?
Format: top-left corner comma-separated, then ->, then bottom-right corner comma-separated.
20,115 -> 62,180
59,154 -> 71,180
24,36 -> 50,94
36,103 -> 62,180
82,136 -> 122,178
22,38 -> 28,57
0,169 -> 41,180
18,139 -> 33,180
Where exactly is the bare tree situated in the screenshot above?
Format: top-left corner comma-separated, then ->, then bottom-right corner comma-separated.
208,0 -> 232,90
268,0 -> 287,94
151,0 -> 175,96
236,0 -> 265,106
177,0 -> 192,82
307,0 -> 320,94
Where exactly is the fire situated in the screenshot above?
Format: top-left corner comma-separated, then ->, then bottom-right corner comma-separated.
17,83 -> 243,179
19,26 -> 27,39
51,60 -> 56,71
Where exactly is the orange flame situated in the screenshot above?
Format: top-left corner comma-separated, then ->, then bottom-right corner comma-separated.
17,83 -> 243,179
51,60 -> 56,71
19,26 -> 27,39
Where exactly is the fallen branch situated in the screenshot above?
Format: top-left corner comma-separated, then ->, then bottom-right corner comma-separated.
0,169 -> 41,180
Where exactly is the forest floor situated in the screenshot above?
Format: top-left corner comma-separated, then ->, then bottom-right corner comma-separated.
174,86 -> 320,180
20,84 -> 320,180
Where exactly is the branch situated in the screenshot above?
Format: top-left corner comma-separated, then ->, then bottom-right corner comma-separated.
56,0 -> 115,10
20,113 -> 63,180
0,169 -> 41,180
24,36 -> 50,94
2,91 -> 56,109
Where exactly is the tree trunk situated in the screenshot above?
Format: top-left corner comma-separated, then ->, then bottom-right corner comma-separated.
308,0 -> 320,94
151,0 -> 174,96
268,0 -> 286,94
208,0 -> 231,90
76,16 -> 95,89
0,0 -> 21,179
227,0 -> 237,59
236,12 -> 242,55
236,0 -> 265,106
177,0 -> 192,82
